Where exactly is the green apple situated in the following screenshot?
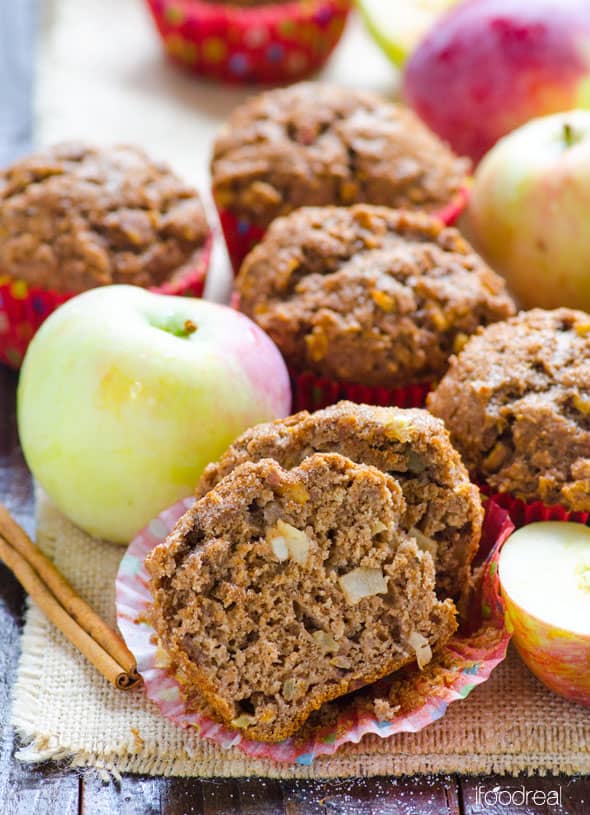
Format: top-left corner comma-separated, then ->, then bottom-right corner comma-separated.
18,286 -> 291,543
468,110 -> 590,311
356,0 -> 458,68
499,522 -> 590,707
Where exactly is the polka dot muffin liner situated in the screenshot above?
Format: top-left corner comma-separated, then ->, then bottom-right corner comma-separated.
480,485 -> 590,529
0,235 -> 212,370
217,184 -> 471,275
289,368 -> 433,412
145,0 -> 352,85
116,497 -> 514,765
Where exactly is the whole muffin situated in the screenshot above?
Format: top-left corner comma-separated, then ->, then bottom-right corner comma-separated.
428,308 -> 590,516
0,142 -> 211,367
145,0 -> 350,85
211,83 -> 471,270
147,453 -> 457,741
196,400 -> 484,605
237,205 -> 515,408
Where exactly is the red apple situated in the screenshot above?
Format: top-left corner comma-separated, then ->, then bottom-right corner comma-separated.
403,0 -> 590,162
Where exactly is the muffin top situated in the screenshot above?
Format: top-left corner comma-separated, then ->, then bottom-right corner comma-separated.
428,308 -> 590,511
211,83 -> 470,228
0,142 -> 210,293
237,205 -> 516,387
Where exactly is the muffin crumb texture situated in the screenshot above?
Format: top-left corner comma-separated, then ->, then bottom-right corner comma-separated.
428,308 -> 590,511
0,142 -> 210,293
238,205 -> 515,387
196,400 -> 483,604
147,453 -> 457,742
212,83 -> 470,228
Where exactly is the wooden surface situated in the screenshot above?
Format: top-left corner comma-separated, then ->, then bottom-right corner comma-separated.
1,371 -> 589,813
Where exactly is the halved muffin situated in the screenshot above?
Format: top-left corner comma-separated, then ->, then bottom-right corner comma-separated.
147,453 -> 457,741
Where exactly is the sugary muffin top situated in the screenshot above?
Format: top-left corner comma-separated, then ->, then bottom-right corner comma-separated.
0,142 -> 210,293
428,308 -> 590,511
237,205 -> 515,387
211,83 -> 470,227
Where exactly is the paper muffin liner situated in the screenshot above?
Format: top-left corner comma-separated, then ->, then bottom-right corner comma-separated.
145,0 -> 351,85
217,184 -> 471,275
480,485 -> 590,528
116,498 -> 513,765
0,235 -> 212,370
289,368 -> 433,411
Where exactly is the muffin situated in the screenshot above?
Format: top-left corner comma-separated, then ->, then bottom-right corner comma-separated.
237,205 -> 516,409
211,83 -> 471,270
196,400 -> 484,605
428,308 -> 590,523
147,452 -> 458,741
0,142 -> 211,367
145,0 -> 351,85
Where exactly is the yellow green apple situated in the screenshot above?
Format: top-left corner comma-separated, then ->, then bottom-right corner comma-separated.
467,110 -> 590,310
356,0 -> 458,68
17,286 -> 291,544
499,522 -> 590,707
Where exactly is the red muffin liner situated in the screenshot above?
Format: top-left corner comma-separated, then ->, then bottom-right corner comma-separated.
289,367 -> 432,411
480,484 -> 590,528
0,234 -> 212,370
116,498 -> 513,765
145,0 -> 351,84
217,184 -> 471,275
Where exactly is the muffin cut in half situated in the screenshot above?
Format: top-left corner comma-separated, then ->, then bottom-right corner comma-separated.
147,453 -> 457,742
196,401 -> 484,605
428,308 -> 590,512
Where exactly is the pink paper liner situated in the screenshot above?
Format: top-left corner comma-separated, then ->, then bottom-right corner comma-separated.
116,498 -> 513,765
145,0 -> 351,85
217,184 -> 471,275
289,367 -> 433,412
0,234 -> 212,370
480,484 -> 590,528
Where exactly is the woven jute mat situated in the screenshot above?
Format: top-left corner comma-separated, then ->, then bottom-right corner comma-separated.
10,495 -> 590,778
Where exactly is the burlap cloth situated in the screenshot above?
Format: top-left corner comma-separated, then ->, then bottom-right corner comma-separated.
10,494 -> 590,778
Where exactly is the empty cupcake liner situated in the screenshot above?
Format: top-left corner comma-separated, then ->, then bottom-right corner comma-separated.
481,485 -> 590,528
145,0 -> 351,85
0,235 -> 212,369
116,497 -> 513,765
289,368 -> 433,411
217,184 -> 471,275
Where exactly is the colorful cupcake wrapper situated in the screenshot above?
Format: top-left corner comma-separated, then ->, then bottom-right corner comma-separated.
0,234 -> 212,370
145,0 -> 351,85
217,184 -> 471,275
481,485 -> 590,528
289,367 -> 433,411
116,498 -> 513,765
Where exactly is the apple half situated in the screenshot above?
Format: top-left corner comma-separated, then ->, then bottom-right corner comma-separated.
499,522 -> 590,707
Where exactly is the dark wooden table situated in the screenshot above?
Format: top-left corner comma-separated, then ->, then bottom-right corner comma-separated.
1,368 -> 589,814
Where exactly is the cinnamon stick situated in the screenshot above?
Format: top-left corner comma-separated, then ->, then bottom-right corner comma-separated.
0,504 -> 141,690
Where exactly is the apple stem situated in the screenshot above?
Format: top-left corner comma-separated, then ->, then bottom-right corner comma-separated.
184,320 -> 197,336
563,122 -> 576,147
